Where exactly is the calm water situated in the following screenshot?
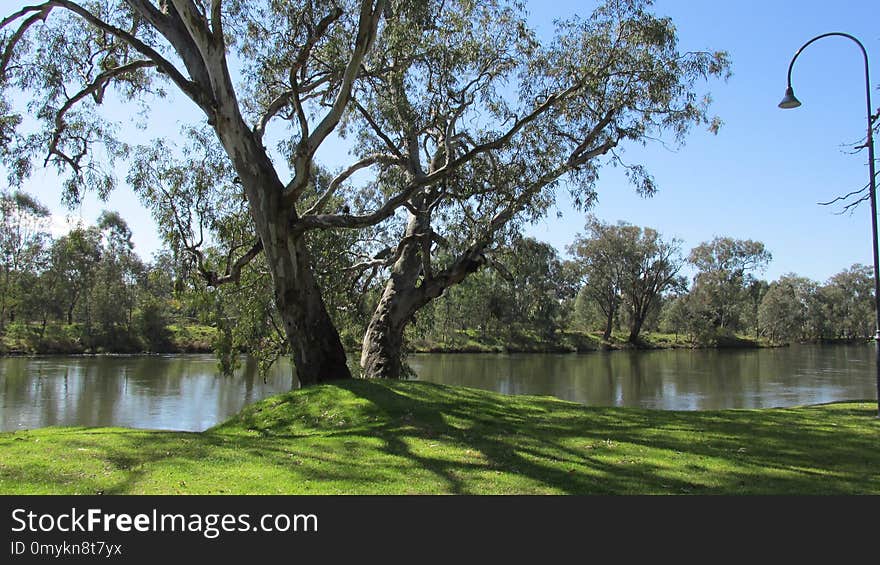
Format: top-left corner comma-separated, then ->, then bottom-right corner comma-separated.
0,355 -> 294,432
411,344 -> 877,410
1,344 -> 877,431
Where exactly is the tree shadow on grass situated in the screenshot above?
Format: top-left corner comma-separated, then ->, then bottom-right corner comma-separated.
310,381 -> 704,493
332,380 -> 880,494
3,384 -> 877,494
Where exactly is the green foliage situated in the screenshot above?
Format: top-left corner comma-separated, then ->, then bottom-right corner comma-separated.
212,321 -> 239,376
136,298 -> 172,352
166,324 -> 216,353
759,276 -> 806,345
406,237 -> 570,349
824,264 -> 875,339
0,210 -> 191,354
569,216 -> 685,342
687,237 -> 772,331
572,285 -> 606,332
0,190 -> 51,331
756,268 -> 874,345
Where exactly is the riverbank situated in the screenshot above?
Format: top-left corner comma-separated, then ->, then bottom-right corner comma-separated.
1,380 -> 877,494
408,329 -> 781,353
0,322 -> 216,356
1,322 -> 867,357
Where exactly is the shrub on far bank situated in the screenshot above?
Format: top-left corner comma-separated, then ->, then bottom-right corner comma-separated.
136,300 -> 173,352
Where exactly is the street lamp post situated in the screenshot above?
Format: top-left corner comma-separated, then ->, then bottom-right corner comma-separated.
778,32 -> 879,417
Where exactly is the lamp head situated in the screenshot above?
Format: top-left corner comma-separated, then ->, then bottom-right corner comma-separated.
778,86 -> 802,109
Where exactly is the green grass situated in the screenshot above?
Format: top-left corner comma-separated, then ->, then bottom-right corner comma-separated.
0,322 -> 217,354
167,323 -> 217,352
1,380 -> 877,494
0,321 -> 83,354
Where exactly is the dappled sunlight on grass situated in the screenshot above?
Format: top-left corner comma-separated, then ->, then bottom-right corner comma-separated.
1,380 -> 878,494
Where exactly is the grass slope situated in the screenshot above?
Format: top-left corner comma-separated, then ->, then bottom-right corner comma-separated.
1,380 -> 877,494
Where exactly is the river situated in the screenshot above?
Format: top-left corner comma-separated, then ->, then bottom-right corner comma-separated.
1,343 -> 876,431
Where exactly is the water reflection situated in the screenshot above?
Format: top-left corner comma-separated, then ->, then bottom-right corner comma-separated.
408,344 -> 877,410
0,355 -> 293,432
1,345 -> 876,431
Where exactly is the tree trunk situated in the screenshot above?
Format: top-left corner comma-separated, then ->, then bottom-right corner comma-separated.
214,114 -> 351,386
0,270 -> 8,332
360,203 -> 486,379
360,285 -> 416,380
251,201 -> 351,386
628,316 -> 644,343
360,209 -> 426,380
268,234 -> 351,386
602,297 -> 616,341
628,298 -> 651,344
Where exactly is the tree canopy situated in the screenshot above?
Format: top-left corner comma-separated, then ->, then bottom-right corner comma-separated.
687,236 -> 772,331
569,215 -> 684,343
1,0 -> 730,382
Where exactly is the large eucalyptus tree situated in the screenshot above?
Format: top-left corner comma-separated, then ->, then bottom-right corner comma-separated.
334,0 -> 730,378
1,0 -> 387,384
1,0 -> 730,383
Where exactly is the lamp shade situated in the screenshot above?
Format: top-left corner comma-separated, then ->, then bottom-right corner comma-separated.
778,86 -> 802,109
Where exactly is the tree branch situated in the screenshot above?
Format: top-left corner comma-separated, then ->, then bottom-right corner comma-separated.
430,82 -> 581,180
0,6 -> 51,79
301,153 -> 400,216
568,110 -> 617,165
168,0 -> 214,51
125,0 -> 212,99
285,0 -> 385,203
45,59 -> 157,170
209,0 -> 222,41
412,134 -> 620,303
304,0 -> 384,154
253,7 -> 342,141
353,99 -> 405,161
836,193 -> 871,216
189,238 -> 264,288
2,1 -> 212,111
295,120 -> 619,235
292,7 -> 342,78
336,234 -> 421,275
817,184 -> 869,207
255,88 -> 298,141
294,179 -> 425,233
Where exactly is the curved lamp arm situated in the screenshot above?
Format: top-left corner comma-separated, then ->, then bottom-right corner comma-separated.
779,32 -> 880,417
780,32 -> 874,124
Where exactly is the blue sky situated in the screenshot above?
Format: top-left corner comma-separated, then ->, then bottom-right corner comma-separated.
525,0 -> 880,283
4,0 -> 880,283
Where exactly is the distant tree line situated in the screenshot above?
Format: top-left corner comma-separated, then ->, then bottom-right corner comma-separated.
2,188 -> 873,361
405,215 -> 875,349
0,187 -> 370,369
0,190 -> 196,354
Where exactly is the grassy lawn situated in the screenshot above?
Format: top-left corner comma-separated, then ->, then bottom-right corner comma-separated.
1,380 -> 877,494
166,323 -> 217,352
